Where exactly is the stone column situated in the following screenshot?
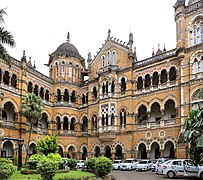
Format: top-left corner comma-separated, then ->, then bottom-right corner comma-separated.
160,149 -> 164,158
160,109 -> 164,127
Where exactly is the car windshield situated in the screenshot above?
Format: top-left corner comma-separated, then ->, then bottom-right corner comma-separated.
113,161 -> 120,164
139,161 -> 147,164
123,160 -> 132,163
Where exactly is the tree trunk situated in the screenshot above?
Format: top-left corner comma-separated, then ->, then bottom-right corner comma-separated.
25,123 -> 33,165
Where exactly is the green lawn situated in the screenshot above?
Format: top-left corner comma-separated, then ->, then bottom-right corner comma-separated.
9,170 -> 95,180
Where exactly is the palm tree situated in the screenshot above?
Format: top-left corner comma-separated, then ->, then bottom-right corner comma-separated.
0,8 -> 16,64
21,93 -> 44,164
184,89 -> 203,165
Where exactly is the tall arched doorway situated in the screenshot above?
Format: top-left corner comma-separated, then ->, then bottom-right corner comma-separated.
82,146 -> 88,160
115,145 -> 123,159
58,146 -> 64,157
138,143 -> 147,159
151,142 -> 160,159
1,141 -> 14,158
67,146 -> 75,158
28,143 -> 37,157
94,146 -> 100,157
104,145 -> 112,159
164,141 -> 175,158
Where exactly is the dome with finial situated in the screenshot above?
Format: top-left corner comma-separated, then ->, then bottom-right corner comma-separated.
188,0 -> 200,5
49,32 -> 83,63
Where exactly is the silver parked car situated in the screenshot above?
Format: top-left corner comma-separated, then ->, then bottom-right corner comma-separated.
112,160 -> 123,170
136,160 -> 153,171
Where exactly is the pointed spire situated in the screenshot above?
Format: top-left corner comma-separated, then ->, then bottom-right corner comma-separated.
33,61 -> 36,69
152,48 -> 155,56
107,29 -> 111,40
156,44 -> 163,55
128,32 -> 134,53
163,44 -> 166,52
67,32 -> 70,42
21,50 -> 27,62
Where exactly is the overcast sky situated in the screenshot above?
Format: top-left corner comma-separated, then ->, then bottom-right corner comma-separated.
1,0 -> 186,76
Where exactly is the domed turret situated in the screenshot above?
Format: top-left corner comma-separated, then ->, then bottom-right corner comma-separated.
174,0 -> 185,9
48,32 -> 84,65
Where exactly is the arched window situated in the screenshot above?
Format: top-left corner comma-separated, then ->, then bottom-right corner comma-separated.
145,74 -> 151,88
200,60 -> 203,72
11,74 -> 17,88
106,51 -> 111,65
164,99 -> 176,120
101,55 -> 105,67
3,71 -> 9,85
93,86 -> 97,99
137,105 -> 147,124
106,114 -> 108,126
111,80 -> 115,93
71,90 -> 76,103
111,113 -> 114,125
34,85 -> 39,96
150,102 -> 161,122
137,76 -> 143,90
70,117 -> 75,131
121,77 -> 126,92
64,89 -> 69,102
106,81 -> 108,94
193,60 -> 198,74
169,67 -> 177,81
57,89 -> 61,101
201,23 -> 203,43
41,113 -> 48,130
69,66 -> 72,82
85,93 -> 88,104
27,82 -> 33,93
152,72 -> 159,86
39,87 -> 44,99
82,116 -> 88,132
102,114 -> 105,126
161,69 -> 167,83
56,66 -> 59,77
193,26 -> 197,45
82,94 -> 85,104
45,90 -> 49,101
3,102 -> 15,123
61,66 -> 65,79
102,83 -> 105,95
112,51 -> 116,65
63,117 -> 68,130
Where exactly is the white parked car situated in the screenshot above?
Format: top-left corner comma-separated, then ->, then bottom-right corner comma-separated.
163,159 -> 203,179
112,160 -> 123,170
120,159 -> 138,171
136,160 -> 153,171
76,160 -> 85,169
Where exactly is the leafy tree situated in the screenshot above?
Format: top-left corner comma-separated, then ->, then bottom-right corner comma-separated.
36,134 -> 59,156
21,93 -> 44,164
0,8 -> 16,64
184,88 -> 203,165
0,158 -> 17,180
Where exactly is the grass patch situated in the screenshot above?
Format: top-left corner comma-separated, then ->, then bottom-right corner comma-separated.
9,170 -> 95,180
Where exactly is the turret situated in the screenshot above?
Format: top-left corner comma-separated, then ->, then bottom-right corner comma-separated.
174,0 -> 186,48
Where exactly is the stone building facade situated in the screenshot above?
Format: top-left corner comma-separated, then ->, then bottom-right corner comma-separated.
0,0 -> 203,161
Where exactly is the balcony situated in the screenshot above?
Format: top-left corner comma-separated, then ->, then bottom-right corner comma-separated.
99,133 -> 116,142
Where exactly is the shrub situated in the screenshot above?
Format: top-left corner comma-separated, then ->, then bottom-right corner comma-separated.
0,158 -> 17,180
67,158 -> 77,170
20,168 -> 38,174
37,158 -> 58,180
85,158 -> 96,173
47,153 -> 62,161
29,154 -> 46,161
95,157 -> 112,178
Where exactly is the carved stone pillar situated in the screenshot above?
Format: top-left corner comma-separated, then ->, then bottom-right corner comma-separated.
147,150 -> 151,159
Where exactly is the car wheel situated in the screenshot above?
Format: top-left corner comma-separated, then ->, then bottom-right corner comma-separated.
167,171 -> 175,178
200,172 -> 203,179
